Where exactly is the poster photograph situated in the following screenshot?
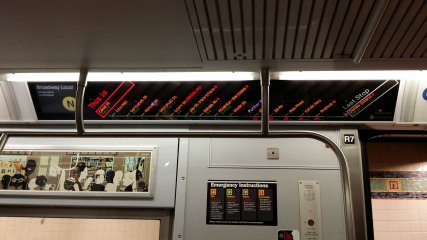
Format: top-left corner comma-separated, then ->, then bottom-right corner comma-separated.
0,150 -> 153,194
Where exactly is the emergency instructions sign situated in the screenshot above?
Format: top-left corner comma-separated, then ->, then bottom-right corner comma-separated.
207,181 -> 277,225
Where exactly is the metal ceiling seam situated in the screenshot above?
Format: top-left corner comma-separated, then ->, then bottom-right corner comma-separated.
332,0 -> 361,57
322,0 -> 352,59
280,0 -> 292,59
344,0 -> 375,55
283,0 -> 300,59
290,0 -> 304,59
251,0 -> 258,59
254,0 -> 264,60
363,0 -> 399,58
191,0 -> 213,60
214,0 -> 228,60
293,0 -> 314,59
312,0 -> 338,59
203,0 -> 219,60
183,0 -> 206,63
262,0 -> 267,59
371,0 -> 411,58
207,0 -> 225,60
271,0 -> 280,59
229,0 -> 243,59
239,0 -> 247,59
305,0 -> 328,59
300,0 -> 316,59
217,0 -> 234,60
353,0 -> 390,63
226,0 -> 237,59
273,0 -> 288,60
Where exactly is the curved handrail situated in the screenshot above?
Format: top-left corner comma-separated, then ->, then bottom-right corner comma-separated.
0,130 -> 356,240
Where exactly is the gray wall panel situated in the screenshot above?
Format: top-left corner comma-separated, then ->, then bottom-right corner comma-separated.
183,137 -> 346,240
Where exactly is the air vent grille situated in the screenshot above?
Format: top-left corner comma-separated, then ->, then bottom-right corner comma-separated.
365,0 -> 427,59
185,0 -> 426,61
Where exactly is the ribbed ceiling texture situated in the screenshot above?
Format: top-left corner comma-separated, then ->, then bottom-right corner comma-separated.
186,0 -> 427,61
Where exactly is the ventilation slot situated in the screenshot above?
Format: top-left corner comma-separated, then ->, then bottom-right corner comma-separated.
186,0 -> 427,61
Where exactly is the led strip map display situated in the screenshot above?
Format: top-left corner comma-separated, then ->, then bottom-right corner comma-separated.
269,80 -> 400,121
83,80 -> 261,120
28,79 -> 400,122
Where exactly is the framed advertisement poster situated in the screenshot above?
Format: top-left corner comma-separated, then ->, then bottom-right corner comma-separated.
0,147 -> 156,198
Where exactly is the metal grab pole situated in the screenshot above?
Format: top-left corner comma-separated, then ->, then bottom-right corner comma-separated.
76,68 -> 88,135
261,67 -> 270,136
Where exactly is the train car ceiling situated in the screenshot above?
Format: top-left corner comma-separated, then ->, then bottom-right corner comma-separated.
0,0 -> 425,71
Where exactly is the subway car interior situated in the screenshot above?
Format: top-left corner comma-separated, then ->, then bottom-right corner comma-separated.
0,1 -> 426,240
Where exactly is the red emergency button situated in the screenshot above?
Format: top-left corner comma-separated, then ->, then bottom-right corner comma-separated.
308,219 -> 315,226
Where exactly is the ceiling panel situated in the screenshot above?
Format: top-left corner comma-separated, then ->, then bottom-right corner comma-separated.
0,0 -> 425,71
371,0 -> 415,58
363,0 -> 400,58
342,0 -> 374,55
302,0 -> 326,59
0,0 -> 201,69
312,0 -> 338,59
292,0 -> 313,59
394,9 -> 427,58
321,0 -> 351,59
331,0 -> 362,57
186,0 -> 426,66
413,37 -> 427,58
381,0 -> 424,58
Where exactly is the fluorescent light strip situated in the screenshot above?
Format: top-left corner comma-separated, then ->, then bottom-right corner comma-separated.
6,73 -> 80,82
278,70 -> 427,80
87,72 -> 255,81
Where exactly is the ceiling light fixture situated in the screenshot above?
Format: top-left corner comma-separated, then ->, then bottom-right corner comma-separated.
86,71 -> 256,82
278,70 -> 427,80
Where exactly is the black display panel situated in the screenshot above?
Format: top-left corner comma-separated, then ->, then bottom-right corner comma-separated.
83,81 -> 261,120
206,181 -> 277,226
269,80 -> 400,121
28,82 -> 77,120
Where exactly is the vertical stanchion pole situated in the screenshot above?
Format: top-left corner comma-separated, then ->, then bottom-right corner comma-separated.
76,68 -> 88,135
261,67 -> 270,136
